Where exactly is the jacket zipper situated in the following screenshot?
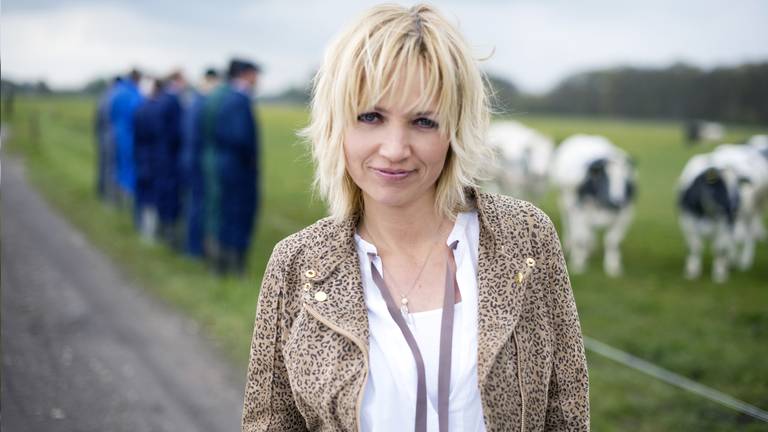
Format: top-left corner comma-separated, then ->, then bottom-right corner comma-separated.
303,305 -> 370,432
509,260 -> 531,432
514,329 -> 526,431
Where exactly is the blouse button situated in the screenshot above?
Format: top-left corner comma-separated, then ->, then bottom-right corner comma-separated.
314,291 -> 328,302
305,269 -> 317,279
303,282 -> 311,291
525,257 -> 535,268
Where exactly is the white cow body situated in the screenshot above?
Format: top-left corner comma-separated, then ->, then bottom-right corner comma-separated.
677,153 -> 742,282
550,135 -> 635,276
486,121 -> 554,202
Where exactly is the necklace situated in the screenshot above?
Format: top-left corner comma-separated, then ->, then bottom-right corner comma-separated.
363,219 -> 444,316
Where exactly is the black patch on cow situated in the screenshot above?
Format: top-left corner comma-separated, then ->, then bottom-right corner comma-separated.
679,168 -> 739,225
577,158 -> 634,210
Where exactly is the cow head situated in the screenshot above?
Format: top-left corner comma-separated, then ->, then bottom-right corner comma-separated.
578,157 -> 635,210
679,167 -> 741,225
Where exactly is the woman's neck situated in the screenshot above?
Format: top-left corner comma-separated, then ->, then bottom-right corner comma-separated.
359,192 -> 450,255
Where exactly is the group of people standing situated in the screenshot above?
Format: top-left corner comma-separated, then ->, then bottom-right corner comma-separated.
95,59 -> 262,275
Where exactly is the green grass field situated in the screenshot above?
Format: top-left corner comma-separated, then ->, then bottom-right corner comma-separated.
3,97 -> 767,431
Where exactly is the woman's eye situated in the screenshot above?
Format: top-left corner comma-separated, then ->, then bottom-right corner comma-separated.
357,112 -> 381,123
414,117 -> 438,129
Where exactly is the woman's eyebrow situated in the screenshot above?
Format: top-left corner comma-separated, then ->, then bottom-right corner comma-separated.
372,106 -> 435,117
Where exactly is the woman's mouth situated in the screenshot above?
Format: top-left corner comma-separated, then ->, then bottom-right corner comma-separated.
371,167 -> 414,180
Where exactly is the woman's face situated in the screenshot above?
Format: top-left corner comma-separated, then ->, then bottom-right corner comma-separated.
343,74 -> 450,212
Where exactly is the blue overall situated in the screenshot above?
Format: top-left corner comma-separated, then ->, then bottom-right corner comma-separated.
213,85 -> 260,257
109,79 -> 143,196
181,91 -> 207,257
155,89 -> 183,228
132,97 -> 164,225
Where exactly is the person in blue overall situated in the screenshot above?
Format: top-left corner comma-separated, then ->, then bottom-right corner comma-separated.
200,80 -> 228,270
155,71 -> 187,248
213,59 -> 261,275
132,79 -> 165,242
95,77 -> 121,203
109,69 -> 144,208
181,68 -> 220,258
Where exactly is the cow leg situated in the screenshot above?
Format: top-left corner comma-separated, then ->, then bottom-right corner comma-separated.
712,221 -> 732,283
558,192 -> 576,252
728,216 -> 745,265
680,214 -> 703,280
604,207 -> 632,277
736,214 -> 758,270
568,209 -> 593,274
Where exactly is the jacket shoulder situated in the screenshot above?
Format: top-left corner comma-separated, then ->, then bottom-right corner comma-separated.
268,216 -> 343,270
480,191 -> 555,231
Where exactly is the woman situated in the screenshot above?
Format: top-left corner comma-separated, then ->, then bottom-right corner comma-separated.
241,4 -> 589,431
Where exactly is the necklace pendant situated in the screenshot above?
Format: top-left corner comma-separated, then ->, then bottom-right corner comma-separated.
400,297 -> 409,314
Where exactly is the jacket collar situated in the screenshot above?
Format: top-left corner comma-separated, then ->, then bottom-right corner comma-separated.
300,188 -> 533,377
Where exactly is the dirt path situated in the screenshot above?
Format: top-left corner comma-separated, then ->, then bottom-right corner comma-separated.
1,157 -> 245,432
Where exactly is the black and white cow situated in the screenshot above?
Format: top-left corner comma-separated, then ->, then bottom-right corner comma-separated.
678,153 -> 747,282
485,121 -> 554,202
550,135 -> 636,276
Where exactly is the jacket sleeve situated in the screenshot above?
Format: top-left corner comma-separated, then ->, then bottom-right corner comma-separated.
539,215 -> 591,431
241,243 -> 307,432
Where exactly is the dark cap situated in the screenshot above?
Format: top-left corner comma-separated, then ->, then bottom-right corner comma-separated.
227,58 -> 261,79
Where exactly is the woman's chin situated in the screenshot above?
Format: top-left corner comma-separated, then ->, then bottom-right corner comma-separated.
362,185 -> 433,210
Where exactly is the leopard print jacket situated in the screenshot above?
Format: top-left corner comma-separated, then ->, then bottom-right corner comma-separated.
242,190 -> 590,431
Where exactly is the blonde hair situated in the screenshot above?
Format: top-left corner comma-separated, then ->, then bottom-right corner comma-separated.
302,3 -> 493,221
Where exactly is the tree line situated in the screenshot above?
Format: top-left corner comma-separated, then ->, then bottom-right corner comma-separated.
488,62 -> 768,125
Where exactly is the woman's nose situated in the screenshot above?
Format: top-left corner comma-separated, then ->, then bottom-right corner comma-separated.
378,123 -> 410,161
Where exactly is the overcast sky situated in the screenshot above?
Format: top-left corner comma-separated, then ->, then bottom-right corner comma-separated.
3,0 -> 767,95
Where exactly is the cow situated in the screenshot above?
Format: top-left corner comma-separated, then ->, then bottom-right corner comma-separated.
485,121 -> 554,202
711,143 -> 768,269
699,121 -> 726,141
677,153 -> 745,282
550,135 -> 636,276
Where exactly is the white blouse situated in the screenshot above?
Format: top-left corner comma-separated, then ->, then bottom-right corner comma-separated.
354,211 -> 487,432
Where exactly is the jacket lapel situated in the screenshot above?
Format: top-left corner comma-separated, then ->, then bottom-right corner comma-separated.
474,192 -> 532,384
300,215 -> 370,345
